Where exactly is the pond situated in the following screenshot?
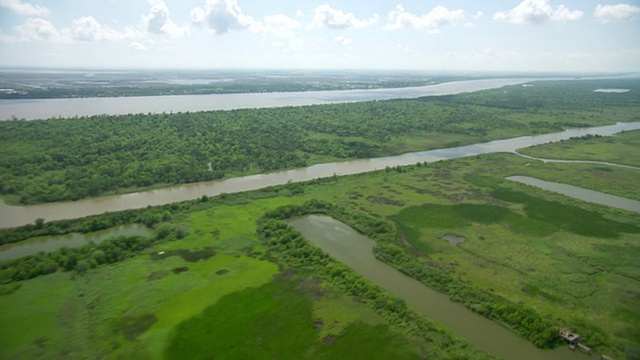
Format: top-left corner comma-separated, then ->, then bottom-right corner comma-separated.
0,224 -> 152,261
289,215 -> 586,360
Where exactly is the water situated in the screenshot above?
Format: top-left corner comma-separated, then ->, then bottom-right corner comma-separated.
1,122 -> 639,229
289,215 -> 586,360
507,176 -> 640,213
0,78 -> 532,120
0,224 -> 152,260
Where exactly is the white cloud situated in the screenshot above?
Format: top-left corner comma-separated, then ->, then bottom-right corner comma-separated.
463,22 -> 475,29
69,16 -> 135,42
130,41 -> 148,51
0,0 -> 49,17
594,4 -> 640,23
141,0 -> 190,38
191,0 -> 255,34
254,14 -> 301,37
474,11 -> 484,19
493,0 -> 583,24
295,10 -> 304,18
13,18 -> 63,42
384,5 -> 464,32
271,37 -> 304,53
309,4 -> 379,29
334,35 -> 351,46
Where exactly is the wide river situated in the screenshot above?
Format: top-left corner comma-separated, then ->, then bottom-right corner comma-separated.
1,121 -> 639,229
289,215 -> 586,360
0,78 -> 533,120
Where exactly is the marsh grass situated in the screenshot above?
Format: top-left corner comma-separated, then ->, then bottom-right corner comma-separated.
164,276 -> 420,360
1,130 -> 639,358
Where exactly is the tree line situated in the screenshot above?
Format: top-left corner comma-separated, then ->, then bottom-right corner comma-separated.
259,200 -> 563,349
4,79 -> 635,204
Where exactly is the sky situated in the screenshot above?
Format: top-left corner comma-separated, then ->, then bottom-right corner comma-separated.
0,0 -> 639,72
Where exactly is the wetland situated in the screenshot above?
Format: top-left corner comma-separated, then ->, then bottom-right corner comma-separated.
0,78 -> 638,359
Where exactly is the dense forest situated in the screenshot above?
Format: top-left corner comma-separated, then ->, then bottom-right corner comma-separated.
1,79 -> 638,204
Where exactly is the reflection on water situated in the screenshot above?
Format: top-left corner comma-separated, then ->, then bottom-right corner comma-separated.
0,224 -> 152,260
289,215 -> 585,360
1,122 -> 639,229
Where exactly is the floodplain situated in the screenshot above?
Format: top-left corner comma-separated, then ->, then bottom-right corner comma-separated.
0,79 -> 638,360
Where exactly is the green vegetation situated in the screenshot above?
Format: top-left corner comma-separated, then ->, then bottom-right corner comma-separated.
1,148 -> 638,358
520,130 -> 640,167
2,79 -> 638,204
0,78 -> 638,359
165,278 -> 422,360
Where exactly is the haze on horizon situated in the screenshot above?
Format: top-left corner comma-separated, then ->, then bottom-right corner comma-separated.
0,0 -> 639,72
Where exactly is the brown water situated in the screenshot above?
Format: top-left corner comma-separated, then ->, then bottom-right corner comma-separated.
0,224 -> 152,260
0,78 -> 532,121
507,176 -> 640,213
1,122 -> 639,229
289,215 -> 587,360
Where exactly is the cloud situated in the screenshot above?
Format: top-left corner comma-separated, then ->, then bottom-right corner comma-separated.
474,11 -> 484,19
191,0 -> 255,34
141,0 -> 190,38
13,17 -> 62,42
493,0 -> 583,24
594,3 -> 640,23
2,16 -> 135,43
309,4 -> 379,29
463,22 -> 475,29
0,0 -> 49,17
130,41 -> 149,51
296,10 -> 304,18
384,5 -> 464,32
254,14 -> 301,37
69,16 -> 135,42
334,35 -> 351,46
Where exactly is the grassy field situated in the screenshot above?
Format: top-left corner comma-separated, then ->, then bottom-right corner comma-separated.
1,129 -> 638,358
519,129 -> 640,167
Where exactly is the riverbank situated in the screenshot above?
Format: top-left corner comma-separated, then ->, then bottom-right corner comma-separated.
0,78 -> 533,120
1,147 -> 638,358
2,121 -> 639,229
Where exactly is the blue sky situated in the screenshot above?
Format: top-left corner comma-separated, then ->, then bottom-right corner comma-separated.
0,0 -> 639,71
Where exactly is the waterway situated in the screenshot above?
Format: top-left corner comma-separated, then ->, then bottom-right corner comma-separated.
0,224 -> 152,260
507,176 -> 640,213
1,122 -> 639,229
289,215 -> 585,360
0,78 -> 532,120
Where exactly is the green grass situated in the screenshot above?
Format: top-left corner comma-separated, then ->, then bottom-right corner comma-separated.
1,127 -> 639,359
519,129 -> 640,167
164,277 -> 420,360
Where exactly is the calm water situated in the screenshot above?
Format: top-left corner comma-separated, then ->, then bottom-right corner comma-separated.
507,176 -> 640,213
289,215 -> 586,360
0,224 -> 152,260
1,122 -> 639,229
0,78 -> 531,120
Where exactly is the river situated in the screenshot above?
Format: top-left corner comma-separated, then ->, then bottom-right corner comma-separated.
1,122 -> 639,229
0,78 -> 533,120
289,215 -> 586,360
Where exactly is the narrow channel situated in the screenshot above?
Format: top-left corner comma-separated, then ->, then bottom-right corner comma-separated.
289,215 -> 587,360
507,176 -> 640,213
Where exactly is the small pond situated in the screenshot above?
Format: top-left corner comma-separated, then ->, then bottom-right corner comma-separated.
0,224 -> 153,260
